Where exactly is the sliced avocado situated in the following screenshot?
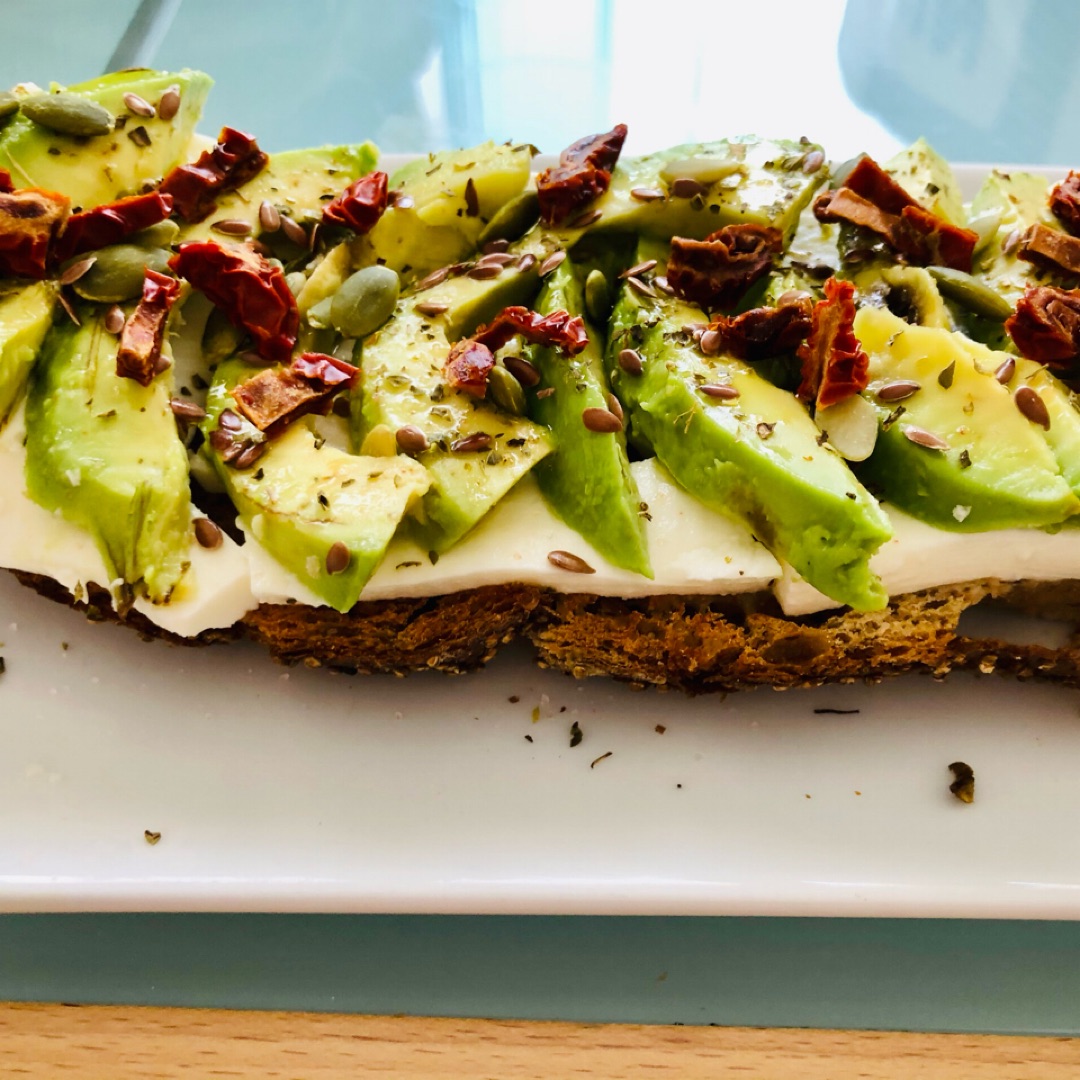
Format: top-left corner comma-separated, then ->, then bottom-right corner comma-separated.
884,138 -> 965,226
0,70 -> 212,208
853,265 -> 952,329
204,358 -> 430,612
854,305 -> 1079,531
523,259 -> 651,577
567,137 -> 826,244
0,281 -> 56,428
176,143 -> 378,245
607,242 -> 891,611
360,142 -> 534,279
24,304 -> 191,601
352,232 -> 555,551
970,170 -> 1061,303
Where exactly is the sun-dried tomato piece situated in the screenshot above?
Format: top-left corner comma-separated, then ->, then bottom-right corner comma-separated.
322,171 -> 388,233
667,224 -> 783,310
0,170 -> 13,194
445,339 -> 496,398
709,295 -> 814,361
54,191 -> 174,263
1016,223 -> 1080,277
1050,172 -> 1080,235
116,269 -> 181,386
169,240 -> 298,363
159,127 -> 269,223
536,123 -> 627,227
814,155 -> 977,272
796,277 -> 869,410
230,352 -> 359,437
0,186 -> 70,279
1006,285 -> 1080,368
474,306 -> 588,355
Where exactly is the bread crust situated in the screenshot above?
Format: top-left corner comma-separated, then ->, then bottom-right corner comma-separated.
10,567 -> 1080,691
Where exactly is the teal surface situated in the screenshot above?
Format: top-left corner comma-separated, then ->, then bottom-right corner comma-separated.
4,0 -> 1080,1034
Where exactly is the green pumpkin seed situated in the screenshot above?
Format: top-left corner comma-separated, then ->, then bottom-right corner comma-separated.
306,296 -> 334,329
71,244 -> 170,303
21,92 -> 112,137
0,91 -> 19,123
927,266 -> 1013,320
477,190 -> 540,247
488,364 -> 526,416
201,306 -> 243,365
330,265 -> 400,339
584,269 -> 610,324
130,219 -> 179,249
285,271 -> 307,298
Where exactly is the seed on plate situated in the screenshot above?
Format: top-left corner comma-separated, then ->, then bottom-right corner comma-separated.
902,424 -> 949,450
627,275 -> 655,298
483,238 -> 510,255
467,263 -> 503,280
570,208 -> 602,228
504,355 -> 540,388
607,393 -> 624,423
414,301 -> 449,317
279,214 -> 308,247
582,406 -> 622,433
122,91 -> 155,118
801,149 -> 825,174
169,397 -> 206,421
538,250 -> 566,277
326,541 -> 351,575
630,186 -> 665,202
876,379 -> 921,402
56,292 -> 80,325
670,177 -> 707,199
104,304 -> 126,334
414,266 -> 450,291
700,383 -> 739,400
1015,385 -> 1051,429
258,200 -> 281,232
698,328 -> 722,356
994,356 -> 1016,384
218,408 -> 244,432
620,259 -> 657,280
617,348 -> 643,375
476,251 -> 516,267
211,218 -> 252,236
233,441 -> 266,469
516,252 -> 537,273
395,425 -> 429,454
547,549 -> 595,574
58,256 -> 96,286
193,517 -> 223,549
451,432 -> 493,453
157,85 -> 181,121
652,274 -> 674,296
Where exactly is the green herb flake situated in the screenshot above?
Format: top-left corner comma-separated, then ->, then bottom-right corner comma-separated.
569,720 -> 583,748
948,761 -> 975,804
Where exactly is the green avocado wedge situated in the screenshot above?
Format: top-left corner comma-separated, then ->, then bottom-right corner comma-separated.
24,304 -> 191,602
0,69 -> 212,209
204,359 -> 431,612
523,259 -> 651,578
0,281 -> 57,429
854,306 -> 1080,531
607,244 -> 891,611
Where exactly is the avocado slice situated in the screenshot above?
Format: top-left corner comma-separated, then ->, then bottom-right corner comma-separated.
885,138 -> 966,226
1,70 -> 212,208
0,281 -> 56,428
854,305 -> 1080,530
353,232 -> 555,551
24,304 -> 192,602
204,358 -> 430,612
607,242 -> 891,611
523,259 -> 651,578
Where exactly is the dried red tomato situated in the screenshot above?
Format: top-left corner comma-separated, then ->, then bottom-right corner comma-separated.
322,171 -> 388,233
0,187 -> 70,278
1016,223 -> 1080,277
814,156 -> 977,272
709,295 -> 814,361
667,224 -> 783,310
0,170 -> 13,194
474,306 -> 588,355
230,353 -> 357,437
796,277 -> 869,410
536,123 -> 628,227
169,240 -> 298,363
116,269 -> 182,386
1050,172 -> 1080,235
54,191 -> 174,263
1006,286 -> 1080,368
159,127 -> 269,223
445,339 -> 496,398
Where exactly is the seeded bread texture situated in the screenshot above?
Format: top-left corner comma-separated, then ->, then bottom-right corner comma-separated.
10,568 -> 1080,691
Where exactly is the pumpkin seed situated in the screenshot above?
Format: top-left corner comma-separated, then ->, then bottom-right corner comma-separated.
157,85 -> 181,122
330,265 -> 400,338
927,266 -> 1012,320
488,365 -> 526,416
130,219 -> 179,249
201,306 -> 244,365
71,244 -> 170,303
477,190 -> 540,246
584,269 -> 610,324
285,271 -> 307,298
22,92 -> 112,137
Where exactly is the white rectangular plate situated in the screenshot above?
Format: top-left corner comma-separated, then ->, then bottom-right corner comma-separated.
4,163 -> 1080,919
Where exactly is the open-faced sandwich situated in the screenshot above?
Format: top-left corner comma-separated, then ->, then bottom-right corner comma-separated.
2,67 -> 1080,692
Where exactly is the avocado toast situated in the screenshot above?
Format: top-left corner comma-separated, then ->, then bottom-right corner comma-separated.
3,68 -> 1080,691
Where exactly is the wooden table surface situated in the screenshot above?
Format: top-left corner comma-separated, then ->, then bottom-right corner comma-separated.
2,1003 -> 1078,1078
